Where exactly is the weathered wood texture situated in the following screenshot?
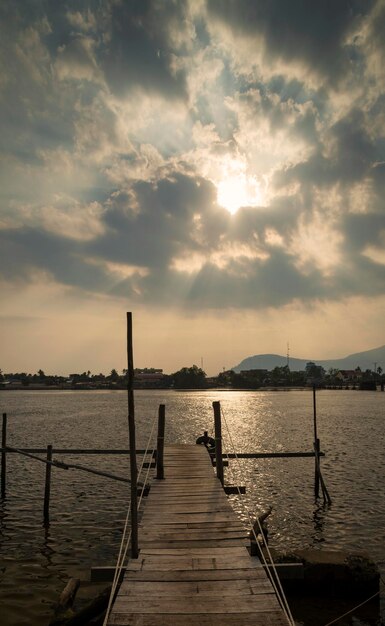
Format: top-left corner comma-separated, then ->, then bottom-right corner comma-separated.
107,445 -> 287,625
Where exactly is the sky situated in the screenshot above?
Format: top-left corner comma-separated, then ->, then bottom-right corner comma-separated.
0,0 -> 384,376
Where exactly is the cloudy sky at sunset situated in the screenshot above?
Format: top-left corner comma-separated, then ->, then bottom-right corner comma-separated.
1,0 -> 384,376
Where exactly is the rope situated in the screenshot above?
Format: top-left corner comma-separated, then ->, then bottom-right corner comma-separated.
102,411 -> 158,626
5,445 -> 147,485
323,590 -> 380,625
220,405 -> 295,626
322,574 -> 385,625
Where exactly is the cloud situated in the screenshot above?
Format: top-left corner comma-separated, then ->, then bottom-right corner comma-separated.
101,0 -> 190,100
0,0 -> 384,322
206,0 -> 375,84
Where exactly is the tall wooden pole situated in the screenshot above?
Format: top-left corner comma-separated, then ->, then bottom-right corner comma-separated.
156,404 -> 165,480
1,413 -> 7,499
313,386 -> 320,499
213,401 -> 224,486
43,444 -> 52,525
127,312 -> 139,558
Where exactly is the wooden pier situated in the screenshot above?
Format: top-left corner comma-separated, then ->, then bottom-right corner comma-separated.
107,444 -> 288,625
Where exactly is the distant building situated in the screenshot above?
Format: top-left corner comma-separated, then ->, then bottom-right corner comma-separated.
336,370 -> 362,383
134,368 -> 165,388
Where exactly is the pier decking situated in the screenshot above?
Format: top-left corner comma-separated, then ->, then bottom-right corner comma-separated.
107,444 -> 288,625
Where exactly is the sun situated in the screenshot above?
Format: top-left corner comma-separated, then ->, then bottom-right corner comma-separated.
216,161 -> 263,214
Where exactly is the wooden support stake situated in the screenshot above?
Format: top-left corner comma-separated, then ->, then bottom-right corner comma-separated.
313,386 -> 320,499
1,413 -> 7,498
1,413 -> 6,499
127,312 -> 139,558
213,401 -> 224,486
43,444 -> 52,525
156,404 -> 165,480
49,577 -> 80,624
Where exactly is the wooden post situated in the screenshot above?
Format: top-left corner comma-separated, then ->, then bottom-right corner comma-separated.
127,312 -> 139,558
43,444 -> 52,525
313,386 -> 320,498
213,401 -> 224,486
1,413 -> 6,499
156,404 -> 165,480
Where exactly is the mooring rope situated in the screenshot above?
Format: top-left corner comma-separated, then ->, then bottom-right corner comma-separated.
102,410 -> 158,626
322,574 -> 385,626
220,405 -> 296,626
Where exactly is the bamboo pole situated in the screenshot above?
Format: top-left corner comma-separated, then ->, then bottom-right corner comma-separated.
0,448 -> 152,455
43,444 -> 52,525
313,386 -> 320,498
1,413 -> 6,498
156,404 -> 165,480
213,401 -> 224,486
127,312 -> 139,558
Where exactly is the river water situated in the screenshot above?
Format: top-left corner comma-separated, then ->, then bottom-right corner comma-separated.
0,389 -> 384,625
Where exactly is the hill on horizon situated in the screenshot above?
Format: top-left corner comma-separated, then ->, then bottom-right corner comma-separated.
233,344 -> 385,373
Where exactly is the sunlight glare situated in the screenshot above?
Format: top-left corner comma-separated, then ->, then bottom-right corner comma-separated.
216,162 -> 263,214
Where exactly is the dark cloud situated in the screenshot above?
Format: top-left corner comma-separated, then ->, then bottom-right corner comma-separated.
1,162 -> 382,311
275,107 -> 383,190
207,0 -> 375,82
0,228 -> 108,291
101,0 -> 188,99
342,213 -> 385,253
91,172 -> 221,268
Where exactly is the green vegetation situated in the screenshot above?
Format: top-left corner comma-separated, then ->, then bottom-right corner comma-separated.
0,362 -> 383,391
170,365 -> 206,389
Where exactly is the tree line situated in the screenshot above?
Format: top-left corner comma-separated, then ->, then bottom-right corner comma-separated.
1,361 -> 383,391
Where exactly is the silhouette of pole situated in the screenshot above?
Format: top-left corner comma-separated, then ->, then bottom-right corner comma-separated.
1,413 -> 6,499
43,444 -> 52,525
127,312 -> 139,558
156,404 -> 165,480
213,401 -> 224,486
313,386 -> 320,498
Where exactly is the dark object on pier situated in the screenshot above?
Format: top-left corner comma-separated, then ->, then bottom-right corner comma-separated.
196,430 -> 215,452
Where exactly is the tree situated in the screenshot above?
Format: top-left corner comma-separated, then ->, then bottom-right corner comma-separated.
38,369 -> 45,378
109,368 -> 120,382
171,365 -> 206,389
270,365 -> 290,385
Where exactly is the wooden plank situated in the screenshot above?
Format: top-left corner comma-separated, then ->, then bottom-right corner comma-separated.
113,595 -> 281,613
140,539 -> 250,549
139,547 -> 248,556
118,579 -> 274,596
125,556 -> 260,571
139,528 -> 247,537
141,520 -> 246,534
109,613 -> 288,625
121,568 -> 271,582
141,512 -> 237,520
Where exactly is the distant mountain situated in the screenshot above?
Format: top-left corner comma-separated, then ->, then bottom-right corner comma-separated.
233,344 -> 385,373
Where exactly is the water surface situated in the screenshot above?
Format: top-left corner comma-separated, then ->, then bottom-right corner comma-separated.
0,389 -> 384,625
